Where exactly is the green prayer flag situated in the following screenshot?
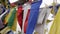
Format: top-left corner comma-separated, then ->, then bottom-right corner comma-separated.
7,7 -> 16,28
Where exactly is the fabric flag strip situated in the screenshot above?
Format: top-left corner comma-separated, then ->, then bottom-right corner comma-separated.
35,8 -> 51,34
4,8 -> 14,24
11,12 -> 17,31
49,7 -> 60,34
26,0 -> 42,34
24,9 -> 30,33
1,9 -> 10,25
17,6 -> 23,29
7,8 -> 16,28
22,3 -> 31,34
0,9 -> 9,31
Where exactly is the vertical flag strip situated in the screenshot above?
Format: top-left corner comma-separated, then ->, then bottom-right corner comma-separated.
2,9 -> 10,25
24,9 -> 30,33
7,8 -> 16,28
22,3 -> 31,33
17,6 -> 23,29
49,7 -> 60,34
11,12 -> 17,31
26,0 -> 42,34
0,9 -> 10,31
4,8 -> 14,24
35,8 -> 51,34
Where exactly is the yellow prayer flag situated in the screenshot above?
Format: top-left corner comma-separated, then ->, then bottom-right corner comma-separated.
49,7 -> 60,34
4,8 -> 14,24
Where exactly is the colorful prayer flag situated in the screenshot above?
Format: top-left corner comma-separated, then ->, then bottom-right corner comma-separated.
49,7 -> 60,34
17,6 -> 23,29
26,0 -> 42,34
7,7 -> 16,28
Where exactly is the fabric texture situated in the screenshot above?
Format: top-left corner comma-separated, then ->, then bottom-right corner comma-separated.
4,8 -> 14,24
0,9 -> 9,30
17,6 -> 23,29
24,9 -> 30,33
26,0 -> 42,34
11,12 -> 17,31
35,8 -> 51,34
49,7 -> 60,34
7,8 -> 16,28
21,3 -> 31,34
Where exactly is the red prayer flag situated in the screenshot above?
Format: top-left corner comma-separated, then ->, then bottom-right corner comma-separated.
17,6 -> 23,29
24,9 -> 30,33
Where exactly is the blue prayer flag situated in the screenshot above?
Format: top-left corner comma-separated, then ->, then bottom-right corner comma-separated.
26,0 -> 42,34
